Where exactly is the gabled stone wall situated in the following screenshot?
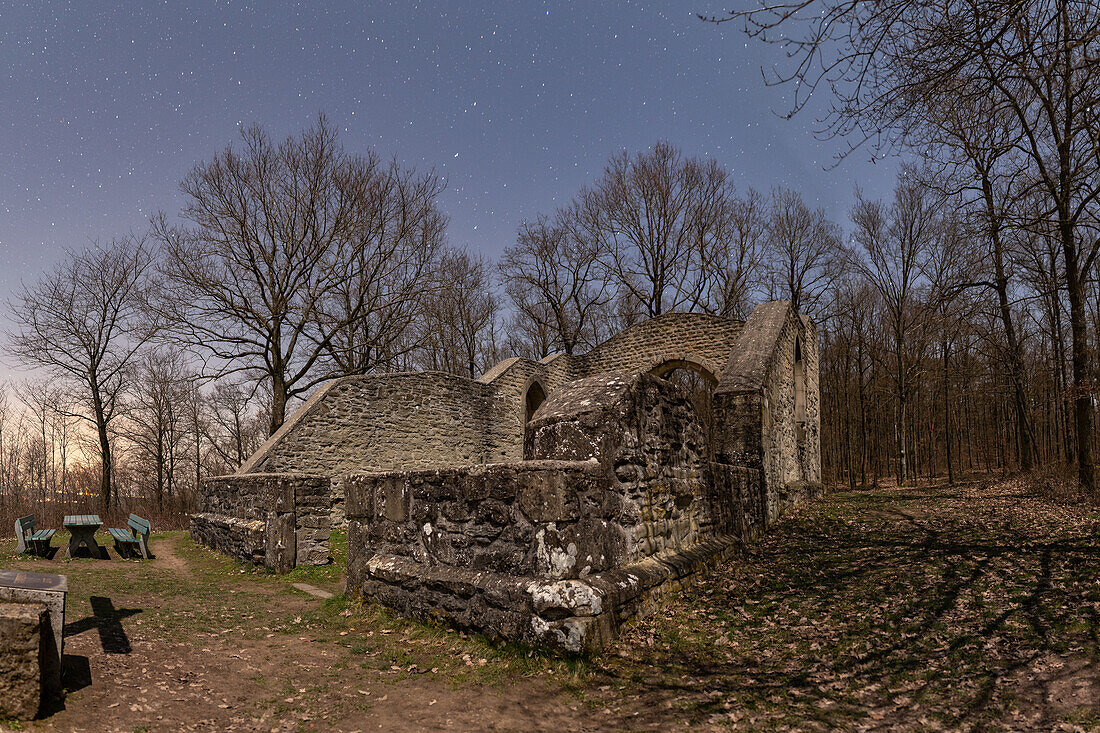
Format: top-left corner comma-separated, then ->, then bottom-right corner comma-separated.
714,302 -> 823,519
236,313 -> 745,485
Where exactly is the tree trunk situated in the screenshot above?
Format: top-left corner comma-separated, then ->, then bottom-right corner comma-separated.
96,420 -> 112,511
1065,248 -> 1095,495
943,336 -> 954,484
896,339 -> 908,486
857,346 -> 868,487
984,175 -> 1034,471
270,371 -> 287,437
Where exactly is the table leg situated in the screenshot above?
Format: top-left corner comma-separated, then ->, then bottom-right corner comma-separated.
67,529 -> 101,558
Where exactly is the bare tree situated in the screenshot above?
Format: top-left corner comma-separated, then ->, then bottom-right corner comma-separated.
319,164 -> 447,374
8,236 -> 156,510
766,187 -> 843,316
204,377 -> 267,472
124,348 -> 190,506
498,212 -> 610,355
155,115 -> 447,435
849,173 -> 939,485
693,187 -> 768,319
574,141 -> 718,318
417,249 -> 501,378
713,0 -> 1100,492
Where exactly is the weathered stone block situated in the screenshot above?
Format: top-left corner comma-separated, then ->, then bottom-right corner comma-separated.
0,601 -> 46,720
265,512 -> 296,573
516,470 -> 574,522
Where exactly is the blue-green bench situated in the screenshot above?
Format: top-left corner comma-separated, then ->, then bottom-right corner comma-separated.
15,515 -> 56,556
107,514 -> 151,559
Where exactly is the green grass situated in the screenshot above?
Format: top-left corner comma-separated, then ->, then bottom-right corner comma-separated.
284,529 -> 347,587
2,527 -> 588,692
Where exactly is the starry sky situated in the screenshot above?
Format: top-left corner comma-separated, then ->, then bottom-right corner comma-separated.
0,0 -> 899,365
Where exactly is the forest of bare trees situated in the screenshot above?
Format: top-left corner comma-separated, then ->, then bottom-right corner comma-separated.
2,0 -> 1098,521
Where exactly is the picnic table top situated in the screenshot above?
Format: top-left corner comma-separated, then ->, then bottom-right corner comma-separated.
62,514 -> 102,527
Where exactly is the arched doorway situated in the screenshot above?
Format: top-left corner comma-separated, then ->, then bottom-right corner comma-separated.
649,359 -> 719,460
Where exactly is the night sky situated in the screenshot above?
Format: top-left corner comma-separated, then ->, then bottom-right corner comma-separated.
0,0 -> 898,376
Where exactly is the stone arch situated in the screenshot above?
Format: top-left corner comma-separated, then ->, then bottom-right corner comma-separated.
648,357 -> 720,461
647,357 -> 719,387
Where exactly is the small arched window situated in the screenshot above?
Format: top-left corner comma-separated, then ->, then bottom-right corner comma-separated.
525,381 -> 547,424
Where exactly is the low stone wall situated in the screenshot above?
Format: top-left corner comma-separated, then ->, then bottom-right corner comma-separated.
347,461 -> 617,582
345,460 -> 764,652
0,601 -> 47,720
345,373 -> 765,652
190,473 -> 331,572
190,514 -> 266,566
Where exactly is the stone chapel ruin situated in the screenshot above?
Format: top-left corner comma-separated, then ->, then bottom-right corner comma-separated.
192,300 -> 821,651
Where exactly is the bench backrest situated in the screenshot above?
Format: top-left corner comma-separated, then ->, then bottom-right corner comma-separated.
15,514 -> 35,537
128,514 -> 150,537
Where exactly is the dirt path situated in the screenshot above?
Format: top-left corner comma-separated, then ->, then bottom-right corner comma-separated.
6,480 -> 1100,731
19,534 -> 599,732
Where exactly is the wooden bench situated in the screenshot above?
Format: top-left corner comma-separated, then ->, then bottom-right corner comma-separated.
108,514 -> 151,559
14,515 -> 55,556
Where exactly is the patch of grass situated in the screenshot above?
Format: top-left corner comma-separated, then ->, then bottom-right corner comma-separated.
284,530 -> 348,587
276,592 -> 590,689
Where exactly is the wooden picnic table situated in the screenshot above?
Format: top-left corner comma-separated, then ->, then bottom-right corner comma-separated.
63,514 -> 103,558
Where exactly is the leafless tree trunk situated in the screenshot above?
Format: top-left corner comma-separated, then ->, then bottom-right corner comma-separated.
766,187 -> 843,316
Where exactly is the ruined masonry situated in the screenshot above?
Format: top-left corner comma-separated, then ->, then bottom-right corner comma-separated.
192,300 -> 821,652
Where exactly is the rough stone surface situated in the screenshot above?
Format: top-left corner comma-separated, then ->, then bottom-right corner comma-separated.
238,312 -> 744,484
190,473 -> 331,572
0,571 -> 65,696
0,601 -> 46,720
346,373 -> 764,652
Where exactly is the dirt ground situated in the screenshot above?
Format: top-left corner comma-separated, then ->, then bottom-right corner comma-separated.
4,478 -> 1100,731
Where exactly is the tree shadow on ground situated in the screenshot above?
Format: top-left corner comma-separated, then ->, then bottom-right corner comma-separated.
593,482 -> 1100,731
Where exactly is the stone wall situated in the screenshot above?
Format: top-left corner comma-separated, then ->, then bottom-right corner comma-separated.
0,601 -> 46,720
241,373 -> 503,476
240,312 -> 744,483
190,473 -> 331,572
572,311 -> 743,381
714,301 -> 823,522
345,373 -> 758,652
524,373 -> 710,558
